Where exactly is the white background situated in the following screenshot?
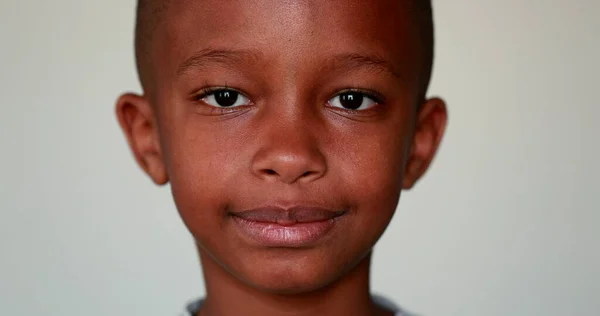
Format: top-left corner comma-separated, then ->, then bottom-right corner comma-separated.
1,1 -> 599,315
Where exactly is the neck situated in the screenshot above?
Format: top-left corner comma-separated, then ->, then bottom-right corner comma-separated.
196,247 -> 392,316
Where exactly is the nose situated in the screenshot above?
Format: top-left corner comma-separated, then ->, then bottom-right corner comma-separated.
250,126 -> 327,184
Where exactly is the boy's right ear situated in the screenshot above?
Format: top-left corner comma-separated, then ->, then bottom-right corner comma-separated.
115,93 -> 169,185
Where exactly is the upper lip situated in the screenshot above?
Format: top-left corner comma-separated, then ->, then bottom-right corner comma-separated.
231,206 -> 346,225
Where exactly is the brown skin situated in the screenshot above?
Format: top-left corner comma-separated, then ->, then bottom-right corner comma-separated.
116,1 -> 447,316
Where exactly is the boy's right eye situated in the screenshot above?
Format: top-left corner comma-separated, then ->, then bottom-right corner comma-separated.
197,88 -> 251,108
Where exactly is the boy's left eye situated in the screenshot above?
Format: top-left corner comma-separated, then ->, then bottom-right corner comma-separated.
328,91 -> 378,110
199,89 -> 251,108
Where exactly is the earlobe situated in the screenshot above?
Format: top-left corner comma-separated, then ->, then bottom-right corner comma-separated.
402,97 -> 448,189
115,93 -> 169,185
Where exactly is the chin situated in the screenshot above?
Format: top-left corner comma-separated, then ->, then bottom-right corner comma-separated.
231,247 -> 365,295
243,262 -> 341,294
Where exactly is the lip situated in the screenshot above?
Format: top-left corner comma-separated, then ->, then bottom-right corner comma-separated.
230,206 -> 346,247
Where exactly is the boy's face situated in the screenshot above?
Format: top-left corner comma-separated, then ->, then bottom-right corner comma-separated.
118,0 -> 446,293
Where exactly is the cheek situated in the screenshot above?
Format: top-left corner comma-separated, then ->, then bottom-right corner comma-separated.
328,122 -> 410,239
331,123 -> 409,204
160,116 -> 251,233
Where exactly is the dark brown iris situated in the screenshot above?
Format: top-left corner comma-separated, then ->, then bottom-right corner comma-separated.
339,92 -> 363,110
215,90 -> 239,107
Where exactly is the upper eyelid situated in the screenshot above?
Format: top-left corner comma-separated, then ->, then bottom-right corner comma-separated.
194,86 -> 247,99
332,88 -> 384,103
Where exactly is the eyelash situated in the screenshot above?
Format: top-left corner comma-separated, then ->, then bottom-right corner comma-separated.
193,86 -> 239,101
334,88 -> 383,103
327,88 -> 386,116
191,86 -> 385,113
192,86 -> 252,114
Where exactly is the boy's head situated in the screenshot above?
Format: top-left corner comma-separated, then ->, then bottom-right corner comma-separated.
134,0 -> 435,101
117,0 -> 446,294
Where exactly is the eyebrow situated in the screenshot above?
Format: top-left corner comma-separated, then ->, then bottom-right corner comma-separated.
177,48 -> 262,76
177,48 -> 402,80
323,52 -> 403,80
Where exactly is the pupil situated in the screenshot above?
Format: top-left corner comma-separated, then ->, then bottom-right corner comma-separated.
340,92 -> 363,110
215,90 -> 238,107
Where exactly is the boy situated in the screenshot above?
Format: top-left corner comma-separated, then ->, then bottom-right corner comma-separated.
116,0 -> 447,315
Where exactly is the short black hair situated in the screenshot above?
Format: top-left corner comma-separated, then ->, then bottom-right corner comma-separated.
134,0 -> 170,93
134,0 -> 434,101
413,0 -> 434,101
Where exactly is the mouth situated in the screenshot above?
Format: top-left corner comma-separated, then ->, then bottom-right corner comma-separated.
229,205 -> 347,247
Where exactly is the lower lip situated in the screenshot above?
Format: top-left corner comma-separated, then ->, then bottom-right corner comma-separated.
231,216 -> 339,247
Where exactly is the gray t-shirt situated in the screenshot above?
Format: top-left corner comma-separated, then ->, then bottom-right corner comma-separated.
180,295 -> 415,316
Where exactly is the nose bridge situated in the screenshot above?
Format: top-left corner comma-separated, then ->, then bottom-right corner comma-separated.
269,103 -> 316,144
250,100 -> 327,184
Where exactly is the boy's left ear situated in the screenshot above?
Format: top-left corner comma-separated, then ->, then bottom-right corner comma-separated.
402,97 -> 448,189
115,93 -> 169,185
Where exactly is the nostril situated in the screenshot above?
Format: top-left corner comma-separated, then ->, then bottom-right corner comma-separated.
265,169 -> 277,175
301,171 -> 313,178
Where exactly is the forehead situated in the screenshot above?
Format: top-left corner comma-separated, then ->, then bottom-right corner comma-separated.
150,0 -> 422,87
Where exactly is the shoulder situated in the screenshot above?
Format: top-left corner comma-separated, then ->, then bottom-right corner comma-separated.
180,296 -> 419,316
372,294 -> 419,316
179,298 -> 202,316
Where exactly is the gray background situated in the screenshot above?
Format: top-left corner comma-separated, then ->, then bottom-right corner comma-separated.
1,0 -> 598,315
